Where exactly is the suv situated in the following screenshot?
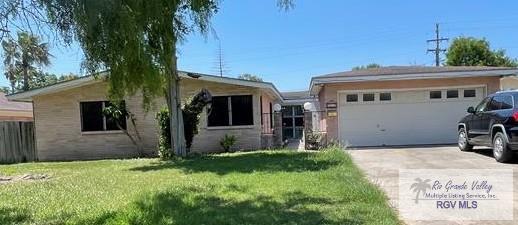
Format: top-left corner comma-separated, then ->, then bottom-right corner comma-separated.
458,90 -> 518,162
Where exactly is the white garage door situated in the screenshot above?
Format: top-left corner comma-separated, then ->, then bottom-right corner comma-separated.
338,87 -> 485,147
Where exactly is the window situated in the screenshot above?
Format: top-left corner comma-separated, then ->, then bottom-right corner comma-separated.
207,95 -> 253,127
489,97 -> 503,111
502,96 -> 514,110
447,90 -> 459,99
346,94 -> 358,102
464,89 -> 476,98
490,95 -> 514,111
363,93 -> 375,102
380,93 -> 391,101
430,91 -> 442,99
80,101 -> 126,132
475,97 -> 491,112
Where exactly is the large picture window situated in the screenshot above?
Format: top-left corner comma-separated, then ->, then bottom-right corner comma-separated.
80,101 -> 127,132
208,95 -> 253,127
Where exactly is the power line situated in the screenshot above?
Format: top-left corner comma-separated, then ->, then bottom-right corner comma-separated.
427,23 -> 449,66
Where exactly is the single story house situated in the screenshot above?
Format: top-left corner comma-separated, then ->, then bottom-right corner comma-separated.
310,66 -> 518,147
7,66 -> 518,161
0,92 -> 33,122
7,72 -> 283,161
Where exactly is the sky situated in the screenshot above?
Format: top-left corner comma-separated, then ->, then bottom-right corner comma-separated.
2,0 -> 518,91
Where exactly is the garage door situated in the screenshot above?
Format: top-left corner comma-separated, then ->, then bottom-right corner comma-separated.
338,87 -> 484,147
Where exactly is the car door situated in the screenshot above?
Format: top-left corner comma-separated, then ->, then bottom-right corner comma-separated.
469,97 -> 492,144
478,96 -> 503,144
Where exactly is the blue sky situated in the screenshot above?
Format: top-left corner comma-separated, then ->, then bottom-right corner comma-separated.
2,0 -> 518,91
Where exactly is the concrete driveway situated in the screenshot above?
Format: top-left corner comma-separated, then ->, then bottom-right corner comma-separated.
348,145 -> 518,225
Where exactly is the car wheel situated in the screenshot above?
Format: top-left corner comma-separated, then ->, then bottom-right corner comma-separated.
493,132 -> 513,163
458,128 -> 473,152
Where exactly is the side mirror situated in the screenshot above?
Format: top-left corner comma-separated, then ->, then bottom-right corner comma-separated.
467,107 -> 475,114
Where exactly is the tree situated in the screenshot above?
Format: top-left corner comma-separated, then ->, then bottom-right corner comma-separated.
0,86 -> 9,94
446,37 -> 517,67
2,0 -> 293,157
2,32 -> 51,92
103,102 -> 144,157
352,63 -> 381,71
27,72 -> 78,89
237,73 -> 263,82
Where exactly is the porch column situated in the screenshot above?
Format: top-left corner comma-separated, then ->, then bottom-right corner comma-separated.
273,112 -> 283,147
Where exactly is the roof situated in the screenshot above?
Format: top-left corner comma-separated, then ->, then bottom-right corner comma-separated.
314,66 -> 518,78
281,91 -> 311,100
310,66 -> 518,94
6,71 -> 284,102
0,92 -> 32,111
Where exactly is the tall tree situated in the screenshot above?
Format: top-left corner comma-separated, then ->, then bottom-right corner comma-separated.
237,73 -> 263,82
25,0 -> 294,157
352,63 -> 381,71
2,32 -> 51,91
446,37 -> 517,67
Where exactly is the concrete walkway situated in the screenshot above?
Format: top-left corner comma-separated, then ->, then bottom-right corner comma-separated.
348,146 -> 518,225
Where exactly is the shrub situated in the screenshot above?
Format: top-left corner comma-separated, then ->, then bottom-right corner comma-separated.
220,134 -> 236,152
156,107 -> 172,159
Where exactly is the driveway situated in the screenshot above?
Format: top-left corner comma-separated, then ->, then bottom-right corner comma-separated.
348,145 -> 518,225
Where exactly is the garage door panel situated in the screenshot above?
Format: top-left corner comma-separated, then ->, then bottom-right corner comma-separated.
339,88 -> 483,147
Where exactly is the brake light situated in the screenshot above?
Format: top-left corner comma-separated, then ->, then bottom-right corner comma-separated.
514,111 -> 518,122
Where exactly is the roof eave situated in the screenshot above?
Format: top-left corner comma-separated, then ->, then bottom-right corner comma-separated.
8,71 -> 285,102
309,69 -> 518,94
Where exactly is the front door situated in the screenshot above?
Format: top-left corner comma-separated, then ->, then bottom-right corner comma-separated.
282,105 -> 304,140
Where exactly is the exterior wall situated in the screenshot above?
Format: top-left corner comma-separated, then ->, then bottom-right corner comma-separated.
33,79 -> 271,161
318,76 -> 501,141
259,92 -> 276,149
501,76 -> 518,90
181,79 -> 264,153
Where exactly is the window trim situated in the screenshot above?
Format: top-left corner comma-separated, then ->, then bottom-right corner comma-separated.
207,95 -> 254,127
80,100 -> 127,134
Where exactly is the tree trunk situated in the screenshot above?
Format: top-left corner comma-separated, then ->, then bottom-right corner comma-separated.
23,67 -> 29,91
169,45 -> 187,157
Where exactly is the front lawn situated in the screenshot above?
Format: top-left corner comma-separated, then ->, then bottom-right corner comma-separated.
0,149 -> 400,225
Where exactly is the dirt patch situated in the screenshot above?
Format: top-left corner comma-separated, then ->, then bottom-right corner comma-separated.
0,174 -> 50,184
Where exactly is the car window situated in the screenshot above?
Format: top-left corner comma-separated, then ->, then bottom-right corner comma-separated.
501,95 -> 514,110
475,97 -> 491,112
488,96 -> 503,111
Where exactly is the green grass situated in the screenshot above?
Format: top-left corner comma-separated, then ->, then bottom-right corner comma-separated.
0,149 -> 400,225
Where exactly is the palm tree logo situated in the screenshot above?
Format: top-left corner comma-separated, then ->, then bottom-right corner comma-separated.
410,178 -> 431,204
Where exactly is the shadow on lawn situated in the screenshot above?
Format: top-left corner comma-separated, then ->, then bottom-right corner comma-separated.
88,188 -> 364,225
0,207 -> 32,224
130,151 -> 340,175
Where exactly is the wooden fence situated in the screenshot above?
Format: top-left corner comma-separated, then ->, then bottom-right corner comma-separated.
0,121 -> 36,164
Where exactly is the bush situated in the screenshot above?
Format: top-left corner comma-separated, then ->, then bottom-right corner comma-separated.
220,134 -> 236,152
156,107 -> 172,159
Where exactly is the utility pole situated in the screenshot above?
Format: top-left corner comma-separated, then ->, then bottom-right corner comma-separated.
427,23 -> 449,66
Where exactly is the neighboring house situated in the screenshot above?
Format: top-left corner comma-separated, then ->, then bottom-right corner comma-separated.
500,75 -> 518,90
0,92 -> 33,122
7,72 -> 282,161
310,66 -> 518,147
